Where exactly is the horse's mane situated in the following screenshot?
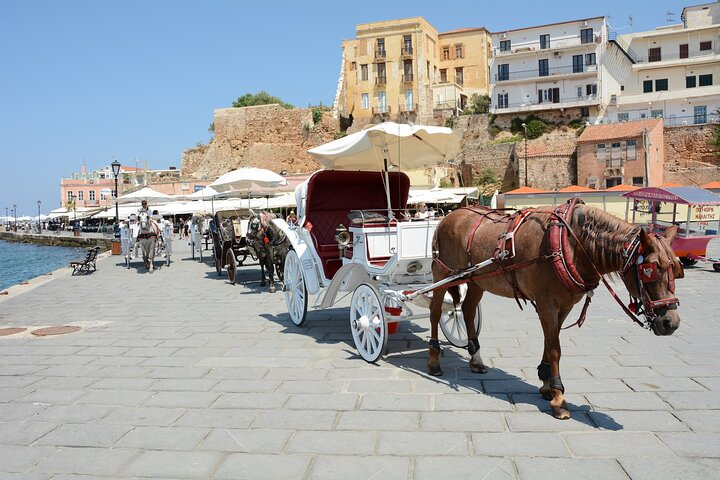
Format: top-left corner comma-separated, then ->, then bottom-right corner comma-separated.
572,205 -> 640,274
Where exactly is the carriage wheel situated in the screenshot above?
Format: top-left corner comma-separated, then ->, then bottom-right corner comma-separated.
439,304 -> 482,348
680,257 -> 698,267
283,250 -> 307,326
714,263 -> 720,272
350,284 -> 387,363
226,250 -> 237,285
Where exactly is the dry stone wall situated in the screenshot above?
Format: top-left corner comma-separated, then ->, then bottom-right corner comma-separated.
182,104 -> 337,180
665,125 -> 717,167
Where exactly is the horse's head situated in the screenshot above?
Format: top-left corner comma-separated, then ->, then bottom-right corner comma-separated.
138,212 -> 150,230
621,226 -> 683,336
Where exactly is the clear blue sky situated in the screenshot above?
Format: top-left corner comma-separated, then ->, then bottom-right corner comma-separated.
0,0 -> 693,215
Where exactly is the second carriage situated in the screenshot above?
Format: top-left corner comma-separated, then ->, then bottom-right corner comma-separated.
209,208 -> 252,283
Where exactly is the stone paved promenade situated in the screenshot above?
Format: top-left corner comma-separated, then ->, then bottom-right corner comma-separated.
0,240 -> 719,479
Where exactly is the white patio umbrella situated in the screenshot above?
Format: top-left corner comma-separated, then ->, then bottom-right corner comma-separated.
308,122 -> 459,171
209,167 -> 288,193
116,186 -> 174,205
308,122 -> 459,216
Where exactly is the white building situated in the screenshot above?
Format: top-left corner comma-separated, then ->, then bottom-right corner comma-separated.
607,2 -> 720,125
489,17 -> 617,122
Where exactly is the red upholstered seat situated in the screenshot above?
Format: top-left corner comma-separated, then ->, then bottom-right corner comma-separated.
303,170 -> 410,280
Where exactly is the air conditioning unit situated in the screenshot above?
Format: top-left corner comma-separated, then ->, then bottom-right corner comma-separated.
583,20 -> 588,27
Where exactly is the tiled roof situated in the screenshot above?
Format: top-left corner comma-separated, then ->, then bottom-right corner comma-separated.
702,181 -> 720,189
577,119 -> 662,144
516,140 -> 576,158
504,186 -> 548,194
558,185 -> 597,193
605,184 -> 638,191
660,182 -> 683,187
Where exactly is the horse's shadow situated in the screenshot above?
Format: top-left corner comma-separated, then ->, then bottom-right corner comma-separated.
259,310 -> 622,429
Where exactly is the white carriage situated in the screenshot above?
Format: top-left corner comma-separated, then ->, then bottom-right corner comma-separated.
273,123 -> 481,362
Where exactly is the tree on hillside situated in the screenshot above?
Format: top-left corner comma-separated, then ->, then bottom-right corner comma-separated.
232,91 -> 294,109
465,93 -> 491,114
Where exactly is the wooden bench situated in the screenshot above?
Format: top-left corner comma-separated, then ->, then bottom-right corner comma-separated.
69,246 -> 101,275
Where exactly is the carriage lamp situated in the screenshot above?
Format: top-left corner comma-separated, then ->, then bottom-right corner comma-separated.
334,224 -> 351,247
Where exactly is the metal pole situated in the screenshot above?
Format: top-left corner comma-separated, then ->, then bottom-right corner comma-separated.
114,174 -> 120,238
37,200 -> 41,233
522,123 -> 528,186
13,204 -> 16,232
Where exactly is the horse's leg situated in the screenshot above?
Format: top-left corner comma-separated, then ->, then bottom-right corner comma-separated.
259,256 -> 267,287
149,240 -> 155,273
267,253 -> 276,293
462,284 -> 488,374
537,301 -> 571,419
427,286 -> 447,376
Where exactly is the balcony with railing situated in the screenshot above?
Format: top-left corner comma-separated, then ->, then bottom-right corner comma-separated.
634,45 -> 720,66
375,76 -> 387,86
490,94 -> 599,114
495,64 -> 596,82
399,103 -> 417,113
402,73 -> 414,83
493,33 -> 601,56
372,106 -> 391,115
374,49 -> 386,61
401,46 -> 413,58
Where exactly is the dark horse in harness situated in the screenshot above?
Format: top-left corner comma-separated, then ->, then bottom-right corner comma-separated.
247,210 -> 290,293
429,200 -> 684,419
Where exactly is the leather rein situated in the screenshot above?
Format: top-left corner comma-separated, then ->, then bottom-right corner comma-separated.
433,199 -> 680,330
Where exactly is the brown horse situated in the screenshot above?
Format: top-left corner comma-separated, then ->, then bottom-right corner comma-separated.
428,201 -> 684,419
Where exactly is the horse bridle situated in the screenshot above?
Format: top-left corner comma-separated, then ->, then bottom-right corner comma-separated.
620,235 -> 682,327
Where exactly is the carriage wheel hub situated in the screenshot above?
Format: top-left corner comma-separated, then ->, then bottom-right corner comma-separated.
356,315 -> 370,331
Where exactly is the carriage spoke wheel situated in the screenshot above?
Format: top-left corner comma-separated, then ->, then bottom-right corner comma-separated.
350,284 -> 387,363
440,304 -> 482,348
226,250 -> 237,285
283,250 -> 307,326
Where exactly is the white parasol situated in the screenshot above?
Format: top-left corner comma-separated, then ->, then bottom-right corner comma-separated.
308,122 -> 459,216
116,186 -> 175,205
209,167 -> 288,193
308,122 -> 459,171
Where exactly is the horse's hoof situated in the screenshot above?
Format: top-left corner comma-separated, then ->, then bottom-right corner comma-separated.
552,407 -> 571,420
470,363 -> 489,374
428,365 -> 443,377
269,287 -> 276,293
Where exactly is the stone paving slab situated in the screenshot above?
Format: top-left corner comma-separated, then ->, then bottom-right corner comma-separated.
0,240 -> 718,478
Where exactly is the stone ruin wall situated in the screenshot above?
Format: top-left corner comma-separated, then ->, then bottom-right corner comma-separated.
182,106 -> 718,189
182,104 -> 338,180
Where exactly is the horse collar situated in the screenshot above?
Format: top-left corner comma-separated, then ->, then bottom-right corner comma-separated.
547,199 -> 598,294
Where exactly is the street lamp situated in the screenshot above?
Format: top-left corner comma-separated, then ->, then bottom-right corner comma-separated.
13,204 -> 17,232
37,200 -> 41,233
521,123 -> 528,187
111,160 -> 121,238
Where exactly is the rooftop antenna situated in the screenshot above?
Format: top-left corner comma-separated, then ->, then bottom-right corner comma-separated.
666,11 -> 676,24
607,15 -> 633,33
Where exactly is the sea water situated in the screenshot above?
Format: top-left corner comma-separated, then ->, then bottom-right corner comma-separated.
0,239 -> 85,291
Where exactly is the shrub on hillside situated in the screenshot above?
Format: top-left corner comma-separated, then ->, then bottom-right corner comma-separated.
526,119 -> 547,139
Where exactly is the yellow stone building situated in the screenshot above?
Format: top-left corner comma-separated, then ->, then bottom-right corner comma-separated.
334,17 -> 492,123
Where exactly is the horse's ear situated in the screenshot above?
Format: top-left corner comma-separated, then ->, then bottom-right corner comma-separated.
639,228 -> 653,249
663,225 -> 678,245
249,209 -> 256,216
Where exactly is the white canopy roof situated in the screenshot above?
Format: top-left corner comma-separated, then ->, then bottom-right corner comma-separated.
209,167 -> 288,193
116,186 -> 174,204
408,187 -> 479,204
308,122 -> 459,171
